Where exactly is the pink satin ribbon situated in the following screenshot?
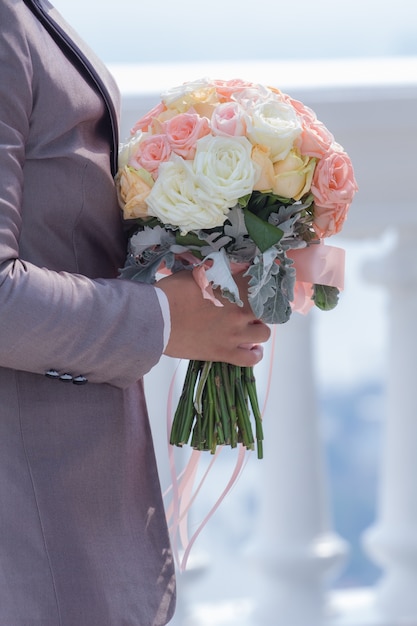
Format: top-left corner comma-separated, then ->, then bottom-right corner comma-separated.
163,327 -> 278,573
161,242 -> 345,571
191,241 -> 345,314
288,240 -> 345,288
163,367 -> 250,572
288,241 -> 345,314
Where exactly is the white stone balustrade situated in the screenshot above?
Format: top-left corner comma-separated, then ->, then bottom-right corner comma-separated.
362,225 -> 417,623
112,57 -> 417,625
250,316 -> 348,626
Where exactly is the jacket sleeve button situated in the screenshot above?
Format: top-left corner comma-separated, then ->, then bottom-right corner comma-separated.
73,375 -> 88,385
45,369 -> 60,379
59,373 -> 73,382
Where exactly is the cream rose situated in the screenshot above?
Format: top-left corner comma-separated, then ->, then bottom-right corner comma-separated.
161,78 -> 219,113
192,135 -> 256,204
272,150 -> 316,200
116,166 -> 153,220
251,144 -> 275,192
118,132 -> 143,170
146,155 -> 231,234
246,99 -> 302,162
232,84 -> 275,109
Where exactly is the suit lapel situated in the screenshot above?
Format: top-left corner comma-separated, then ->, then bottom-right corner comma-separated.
23,0 -> 120,176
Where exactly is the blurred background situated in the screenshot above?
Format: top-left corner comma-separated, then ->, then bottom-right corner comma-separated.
51,0 -> 417,622
53,0 -> 417,63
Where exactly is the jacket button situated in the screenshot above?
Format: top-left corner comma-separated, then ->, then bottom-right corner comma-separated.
45,369 -> 60,379
59,373 -> 73,382
73,375 -> 88,385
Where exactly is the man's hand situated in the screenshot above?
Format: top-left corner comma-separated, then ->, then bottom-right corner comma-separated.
156,270 -> 271,367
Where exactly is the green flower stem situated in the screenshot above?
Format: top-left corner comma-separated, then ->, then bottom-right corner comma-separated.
169,360 -> 264,458
244,367 -> 264,459
225,364 -> 238,449
206,370 -> 215,452
212,371 -> 226,448
214,363 -> 231,445
234,368 -> 255,451
170,360 -> 201,445
194,361 -> 212,415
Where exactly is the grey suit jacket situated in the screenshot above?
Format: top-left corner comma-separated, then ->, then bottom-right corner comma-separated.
0,1 -> 175,623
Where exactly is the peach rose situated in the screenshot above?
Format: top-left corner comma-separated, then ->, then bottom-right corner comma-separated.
163,112 -> 211,159
251,144 -> 275,191
210,102 -> 248,137
116,166 -> 153,220
128,134 -> 172,177
272,150 -> 316,200
311,144 -> 358,237
289,98 -> 334,159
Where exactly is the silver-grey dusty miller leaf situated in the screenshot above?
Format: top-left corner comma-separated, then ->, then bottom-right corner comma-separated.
246,249 -> 296,324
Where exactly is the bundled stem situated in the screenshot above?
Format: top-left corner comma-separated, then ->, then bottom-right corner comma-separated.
170,360 -> 264,459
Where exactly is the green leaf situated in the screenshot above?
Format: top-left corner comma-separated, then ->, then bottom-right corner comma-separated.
175,230 -> 205,248
244,209 -> 284,253
238,193 -> 252,208
312,284 -> 340,311
131,216 -> 162,229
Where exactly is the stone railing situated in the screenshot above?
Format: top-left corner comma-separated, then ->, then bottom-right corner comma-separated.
110,57 -> 417,625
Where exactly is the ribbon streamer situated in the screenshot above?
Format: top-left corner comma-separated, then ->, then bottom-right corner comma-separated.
163,326 -> 278,573
161,242 -> 344,571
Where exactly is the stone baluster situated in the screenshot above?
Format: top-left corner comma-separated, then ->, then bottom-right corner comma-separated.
363,225 -> 417,621
250,312 -> 348,626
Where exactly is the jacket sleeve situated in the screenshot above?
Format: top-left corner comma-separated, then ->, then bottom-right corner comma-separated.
0,1 -> 166,388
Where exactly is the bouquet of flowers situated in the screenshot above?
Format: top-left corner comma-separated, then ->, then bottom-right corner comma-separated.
116,77 -> 357,460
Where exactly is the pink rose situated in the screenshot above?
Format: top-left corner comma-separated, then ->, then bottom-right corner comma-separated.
311,144 -> 358,237
163,112 -> 211,159
210,102 -> 247,137
131,102 -> 167,134
287,97 -> 334,158
213,78 -> 258,101
129,134 -> 172,176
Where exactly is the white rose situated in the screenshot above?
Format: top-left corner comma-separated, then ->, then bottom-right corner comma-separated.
118,131 -> 144,169
192,135 -> 256,204
146,155 -> 231,234
246,99 -> 302,162
232,84 -> 274,109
